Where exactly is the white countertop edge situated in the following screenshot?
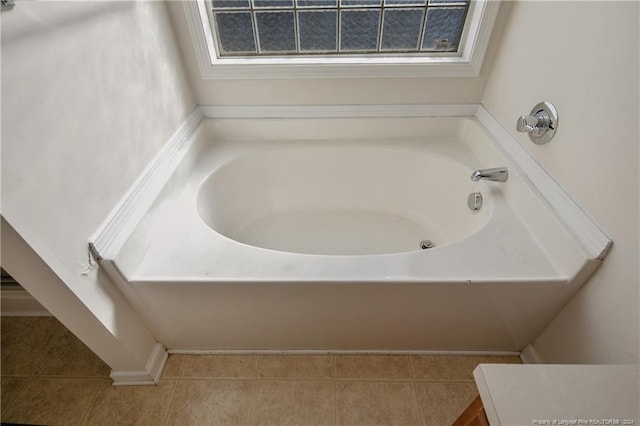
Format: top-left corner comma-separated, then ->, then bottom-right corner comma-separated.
473,364 -> 640,425
474,365 -> 502,425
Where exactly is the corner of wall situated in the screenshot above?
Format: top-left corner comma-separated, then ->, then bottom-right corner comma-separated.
520,344 -> 544,364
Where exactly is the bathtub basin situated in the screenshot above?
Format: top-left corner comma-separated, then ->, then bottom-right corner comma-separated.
197,146 -> 491,256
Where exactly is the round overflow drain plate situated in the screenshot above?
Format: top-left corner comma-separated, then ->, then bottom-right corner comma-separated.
420,240 -> 435,249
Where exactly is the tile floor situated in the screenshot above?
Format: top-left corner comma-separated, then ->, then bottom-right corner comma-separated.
1,317 -> 520,425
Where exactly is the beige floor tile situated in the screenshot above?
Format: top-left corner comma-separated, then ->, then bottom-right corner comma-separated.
1,377 -> 26,415
83,380 -> 177,425
35,327 -> 110,377
165,380 -> 254,426
410,355 -> 521,381
335,355 -> 411,380
336,381 -> 420,426
162,354 -> 188,379
249,380 -> 334,426
1,317 -> 62,376
183,355 -> 259,379
414,381 -> 478,425
258,355 -> 334,379
2,377 -> 108,426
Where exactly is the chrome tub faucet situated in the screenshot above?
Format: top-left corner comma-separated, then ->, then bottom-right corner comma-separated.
470,167 -> 508,182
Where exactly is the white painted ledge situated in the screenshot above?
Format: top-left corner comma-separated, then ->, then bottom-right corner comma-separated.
110,343 -> 167,386
89,108 -> 203,261
475,105 -> 612,260
199,104 -> 479,119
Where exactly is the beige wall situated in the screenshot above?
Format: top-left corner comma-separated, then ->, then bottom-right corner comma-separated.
482,1 -> 639,364
1,2 -> 195,370
165,1 -> 512,106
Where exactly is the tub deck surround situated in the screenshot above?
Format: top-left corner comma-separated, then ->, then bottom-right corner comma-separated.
91,106 -> 610,352
123,119 -> 563,284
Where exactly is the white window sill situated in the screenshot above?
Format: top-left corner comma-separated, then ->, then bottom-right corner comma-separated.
183,0 -> 501,79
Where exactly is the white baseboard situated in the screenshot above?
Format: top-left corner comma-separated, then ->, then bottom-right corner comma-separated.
0,289 -> 51,317
168,349 -> 521,356
110,343 -> 168,386
520,344 -> 544,364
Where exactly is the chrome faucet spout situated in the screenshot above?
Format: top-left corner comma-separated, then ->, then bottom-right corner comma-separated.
470,167 -> 508,182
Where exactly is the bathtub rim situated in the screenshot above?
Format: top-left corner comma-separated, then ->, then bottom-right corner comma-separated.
88,104 -> 611,283
125,127 -> 562,284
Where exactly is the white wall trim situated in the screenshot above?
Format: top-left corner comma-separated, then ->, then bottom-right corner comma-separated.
200,104 -> 479,119
183,0 -> 501,79
89,108 -> 203,261
519,344 -> 544,364
146,343 -> 169,383
109,370 -> 157,386
464,0 -> 501,76
475,105 -> 613,260
110,343 -> 168,386
169,349 -> 521,356
0,288 -> 52,317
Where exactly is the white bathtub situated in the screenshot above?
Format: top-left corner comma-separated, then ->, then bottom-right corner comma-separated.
197,145 -> 491,256
99,113 -> 606,352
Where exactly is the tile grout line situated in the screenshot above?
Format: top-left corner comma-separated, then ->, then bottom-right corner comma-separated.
168,375 -> 467,383
0,376 -> 28,419
244,355 -> 263,425
408,356 -> 426,426
333,354 -> 338,426
30,320 -> 66,376
30,373 -> 112,379
160,380 -> 180,426
175,375 -> 265,382
77,378 -> 110,426
161,354 -> 188,426
177,354 -> 187,378
181,354 -> 193,379
413,378 -> 477,383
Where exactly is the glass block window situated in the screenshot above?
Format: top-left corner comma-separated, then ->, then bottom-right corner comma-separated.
210,0 -> 470,57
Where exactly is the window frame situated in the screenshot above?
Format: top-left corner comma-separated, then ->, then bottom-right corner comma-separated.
183,0 -> 500,79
